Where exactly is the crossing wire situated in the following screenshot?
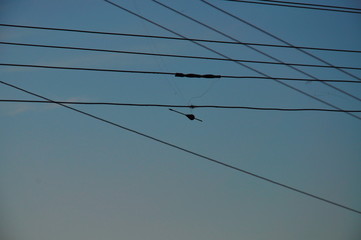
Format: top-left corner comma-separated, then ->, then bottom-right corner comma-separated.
2,41 -> 361,71
1,79 -> 361,215
1,23 -> 360,54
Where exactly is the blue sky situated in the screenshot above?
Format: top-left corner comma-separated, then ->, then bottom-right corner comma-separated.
1,0 -> 361,239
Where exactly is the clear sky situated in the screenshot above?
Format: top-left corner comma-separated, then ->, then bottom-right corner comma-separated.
1,0 -> 361,239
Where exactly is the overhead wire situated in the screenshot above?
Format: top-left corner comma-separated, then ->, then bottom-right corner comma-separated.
223,0 -> 361,14
1,79 -> 361,215
2,41 -> 361,71
1,99 -> 361,112
1,23 -> 360,54
252,0 -> 361,11
104,0 -> 361,121
152,0 -> 361,104
2,63 -> 360,84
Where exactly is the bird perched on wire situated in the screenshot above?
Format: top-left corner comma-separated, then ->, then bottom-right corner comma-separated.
169,108 -> 203,122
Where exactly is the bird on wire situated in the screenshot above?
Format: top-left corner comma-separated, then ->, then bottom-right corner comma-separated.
169,108 -> 203,122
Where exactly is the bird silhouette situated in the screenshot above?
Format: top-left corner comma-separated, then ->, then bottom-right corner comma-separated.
169,108 -> 203,122
185,114 -> 195,120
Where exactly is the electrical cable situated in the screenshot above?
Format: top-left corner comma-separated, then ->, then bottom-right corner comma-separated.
1,79 -> 360,215
2,41 -> 361,71
223,0 -> 361,14
153,0 -> 361,104
103,0 -> 361,121
0,63 -> 172,76
2,63 -> 359,83
1,99 -> 361,112
230,0 -> 361,11
255,0 -> 361,11
1,23 -> 360,54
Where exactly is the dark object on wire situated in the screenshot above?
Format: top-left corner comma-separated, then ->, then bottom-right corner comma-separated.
175,73 -> 221,78
169,108 -> 203,122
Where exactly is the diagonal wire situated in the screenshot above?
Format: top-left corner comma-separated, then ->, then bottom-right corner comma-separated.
152,0 -> 361,103
1,79 -> 360,215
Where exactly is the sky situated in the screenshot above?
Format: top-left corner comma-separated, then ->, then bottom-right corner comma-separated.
0,0 -> 361,239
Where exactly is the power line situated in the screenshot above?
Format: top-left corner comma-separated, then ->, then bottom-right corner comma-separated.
229,76 -> 359,83
2,99 -> 361,112
104,0 -> 361,121
201,0 -> 361,83
243,0 -> 361,11
1,63 -> 359,84
224,0 -> 361,14
1,79 -> 360,215
1,23 -> 360,54
0,63 -> 172,75
153,0 -> 361,105
3,41 -> 361,71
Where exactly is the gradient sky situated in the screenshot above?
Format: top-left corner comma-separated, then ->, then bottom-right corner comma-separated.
1,0 -> 361,239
